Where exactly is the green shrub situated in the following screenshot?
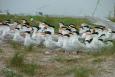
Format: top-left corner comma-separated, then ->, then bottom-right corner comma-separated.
74,67 -> 94,77
0,48 -> 3,53
2,67 -> 23,77
21,64 -> 38,76
10,52 -> 24,67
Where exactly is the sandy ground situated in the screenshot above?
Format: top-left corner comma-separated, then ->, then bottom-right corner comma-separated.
0,40 -> 115,77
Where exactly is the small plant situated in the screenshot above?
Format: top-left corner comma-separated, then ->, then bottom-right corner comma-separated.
24,44 -> 34,52
9,52 -> 38,76
53,55 -> 79,63
92,57 -> 105,63
74,67 -> 94,77
2,67 -> 23,77
9,41 -> 22,49
10,52 -> 24,67
87,43 -> 115,57
55,66 -> 76,76
21,63 -> 38,76
0,48 -> 3,53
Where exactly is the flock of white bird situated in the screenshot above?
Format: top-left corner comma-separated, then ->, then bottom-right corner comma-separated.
0,19 -> 115,53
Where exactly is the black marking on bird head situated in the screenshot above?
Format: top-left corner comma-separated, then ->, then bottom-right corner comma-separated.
105,40 -> 113,42
83,25 -> 90,28
45,31 -> 52,35
66,28 -> 71,31
69,24 -> 75,28
58,33 -> 63,35
100,34 -> 105,37
15,28 -> 20,30
98,39 -> 103,42
63,34 -> 70,37
61,26 -> 67,29
112,31 -> 115,33
73,31 -> 80,35
85,38 -> 93,43
94,26 -> 100,29
92,32 -> 99,35
86,30 -> 91,32
25,31 -> 31,34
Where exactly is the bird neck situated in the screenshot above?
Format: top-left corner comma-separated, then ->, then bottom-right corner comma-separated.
25,34 -> 31,40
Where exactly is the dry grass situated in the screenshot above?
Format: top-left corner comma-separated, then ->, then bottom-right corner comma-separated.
0,40 -> 114,77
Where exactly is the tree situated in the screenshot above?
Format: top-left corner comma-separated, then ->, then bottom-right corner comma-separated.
39,12 -> 43,16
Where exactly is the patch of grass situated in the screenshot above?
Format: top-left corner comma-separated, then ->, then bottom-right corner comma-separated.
74,67 -> 95,77
92,57 -> 106,63
2,67 -> 23,77
55,66 -> 76,76
24,44 -> 34,52
52,55 -> 79,63
9,52 -> 38,76
9,41 -> 22,49
108,17 -> 115,22
21,63 -> 38,76
0,48 -> 3,53
86,43 -> 115,58
10,52 -> 24,67
55,65 -> 96,77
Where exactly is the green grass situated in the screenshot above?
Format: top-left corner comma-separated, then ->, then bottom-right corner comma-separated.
74,67 -> 95,77
108,17 -> 115,22
92,57 -> 106,63
9,52 -> 38,76
0,48 -> 3,53
10,52 -> 24,67
21,63 -> 38,76
9,41 -> 22,50
54,65 -> 96,77
86,41 -> 115,57
90,47 -> 115,57
24,44 -> 34,52
52,55 -> 79,63
2,67 -> 23,77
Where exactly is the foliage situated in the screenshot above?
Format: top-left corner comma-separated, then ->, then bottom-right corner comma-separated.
2,67 -> 23,77
74,67 -> 94,77
9,52 -> 38,76
0,48 -> 3,53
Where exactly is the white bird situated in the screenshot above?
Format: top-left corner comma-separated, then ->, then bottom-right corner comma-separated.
31,28 -> 45,45
62,34 -> 74,53
43,31 -> 59,49
56,33 -> 63,47
13,28 -> 24,43
24,31 -> 41,46
84,34 -> 105,51
0,25 -> 10,39
70,32 -> 85,52
45,26 -> 55,35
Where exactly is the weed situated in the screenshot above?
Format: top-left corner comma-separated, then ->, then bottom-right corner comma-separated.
53,55 -> 79,63
10,52 -> 24,67
21,63 -> 38,76
9,52 -> 38,76
24,44 -> 34,52
0,48 -> 3,53
2,67 -> 23,77
9,41 -> 22,49
74,67 -> 95,77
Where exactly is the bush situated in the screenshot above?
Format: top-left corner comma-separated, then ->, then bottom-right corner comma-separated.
10,52 -> 24,67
